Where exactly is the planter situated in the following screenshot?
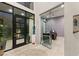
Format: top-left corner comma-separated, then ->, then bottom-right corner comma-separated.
0,40 -> 6,56
0,40 -> 6,49
0,49 -> 4,56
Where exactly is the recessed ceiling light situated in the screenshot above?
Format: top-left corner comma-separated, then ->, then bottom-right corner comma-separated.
21,13 -> 25,16
8,9 -> 12,12
53,30 -> 54,32
61,4 -> 64,8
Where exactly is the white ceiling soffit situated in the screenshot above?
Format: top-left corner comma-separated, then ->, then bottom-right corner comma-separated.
40,2 -> 64,19
5,2 -> 35,14
40,2 -> 63,15
34,2 -> 62,15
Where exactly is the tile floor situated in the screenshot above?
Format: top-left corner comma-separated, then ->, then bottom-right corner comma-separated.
3,37 -> 64,56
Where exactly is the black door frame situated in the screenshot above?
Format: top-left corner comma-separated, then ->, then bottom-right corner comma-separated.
0,3 -> 35,51
13,14 -> 27,48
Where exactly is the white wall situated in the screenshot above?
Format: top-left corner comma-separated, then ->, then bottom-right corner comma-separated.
64,2 -> 79,56
34,2 -> 62,44
34,2 -> 61,14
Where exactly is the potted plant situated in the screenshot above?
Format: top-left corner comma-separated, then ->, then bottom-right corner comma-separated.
0,18 -> 6,56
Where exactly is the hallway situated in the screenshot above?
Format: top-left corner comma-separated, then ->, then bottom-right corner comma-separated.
3,37 -> 64,56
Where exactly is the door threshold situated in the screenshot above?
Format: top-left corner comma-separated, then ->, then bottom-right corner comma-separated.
4,42 -> 31,52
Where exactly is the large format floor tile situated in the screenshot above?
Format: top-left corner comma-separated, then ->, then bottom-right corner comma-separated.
3,37 -> 64,56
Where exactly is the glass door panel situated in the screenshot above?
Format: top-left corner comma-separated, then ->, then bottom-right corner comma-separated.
13,15 -> 26,48
16,39 -> 24,44
41,19 -> 52,49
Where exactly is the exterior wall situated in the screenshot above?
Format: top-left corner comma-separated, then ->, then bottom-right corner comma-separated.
64,2 -> 79,56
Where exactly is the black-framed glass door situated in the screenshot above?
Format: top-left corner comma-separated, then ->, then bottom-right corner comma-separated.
0,2 -> 35,51
13,14 -> 27,48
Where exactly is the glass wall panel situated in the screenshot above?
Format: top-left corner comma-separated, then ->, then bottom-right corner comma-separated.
25,12 -> 35,43
26,12 -> 32,18
14,8 -> 25,16
25,18 -> 30,43
0,12 -> 13,50
18,2 -> 34,10
14,15 -> 26,46
0,3 -> 13,13
41,18 -> 52,49
0,2 -> 35,50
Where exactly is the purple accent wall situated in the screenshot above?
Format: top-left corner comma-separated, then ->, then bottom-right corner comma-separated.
45,16 -> 64,37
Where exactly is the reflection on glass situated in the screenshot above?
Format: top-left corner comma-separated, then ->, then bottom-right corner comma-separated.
16,39 -> 24,44
0,3 -> 12,13
8,9 -> 12,13
16,29 -> 21,33
18,2 -> 34,10
41,18 -> 52,49
0,12 -> 12,50
0,18 -> 3,44
26,12 -> 34,19
16,23 -> 24,28
16,18 -> 24,23
15,16 -> 25,45
14,8 -> 25,16
16,34 -> 24,39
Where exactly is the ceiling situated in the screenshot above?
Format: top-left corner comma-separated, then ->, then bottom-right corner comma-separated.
34,2 -> 62,14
